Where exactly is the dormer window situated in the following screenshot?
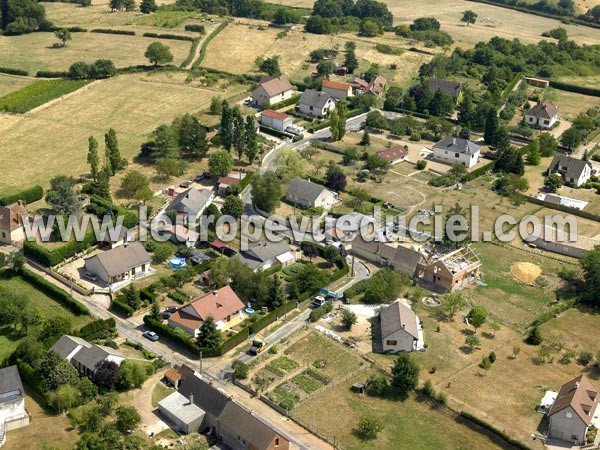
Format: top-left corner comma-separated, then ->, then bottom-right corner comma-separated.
566,412 -> 573,419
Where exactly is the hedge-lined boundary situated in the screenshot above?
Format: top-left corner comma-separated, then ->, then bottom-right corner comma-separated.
238,171 -> 255,192
0,79 -> 89,113
180,37 -> 200,68
192,21 -> 229,70
111,296 -> 135,316
142,32 -> 195,41
525,194 -> 600,222
20,268 -> 91,315
0,185 -> 43,205
259,125 -> 295,140
35,70 -> 70,78
0,67 -> 29,76
500,73 -> 522,104
307,107 -> 368,133
24,230 -> 97,267
184,24 -> 205,33
459,411 -> 533,450
463,160 -> 497,182
91,28 -> 136,35
549,80 -> 600,97
267,93 -> 302,111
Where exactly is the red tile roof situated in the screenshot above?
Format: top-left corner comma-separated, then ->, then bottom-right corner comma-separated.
322,79 -> 351,91
0,201 -> 27,232
261,109 -> 290,121
259,76 -> 293,97
217,176 -> 242,186
549,374 -> 599,425
377,146 -> 408,162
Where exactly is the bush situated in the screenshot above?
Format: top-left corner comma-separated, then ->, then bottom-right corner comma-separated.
140,287 -> 156,303
309,302 -> 333,322
24,229 -> 97,267
19,269 -> 90,315
0,185 -> 43,206
112,296 -> 135,316
526,326 -> 543,345
0,67 -> 29,76
78,318 -> 116,340
415,160 -> 427,170
91,28 -> 135,35
168,290 -> 188,304
184,24 -> 205,33
142,32 -> 194,41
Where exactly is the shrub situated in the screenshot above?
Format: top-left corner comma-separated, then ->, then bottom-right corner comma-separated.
0,185 -> 43,205
91,28 -> 135,35
526,326 -> 543,345
579,351 -> 594,366
422,379 -> 435,398
184,24 -> 205,33
415,160 -> 427,170
142,32 -> 194,41
112,296 -> 135,316
0,67 -> 29,76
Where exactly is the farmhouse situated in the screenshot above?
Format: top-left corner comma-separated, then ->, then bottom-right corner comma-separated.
234,240 -> 294,272
0,200 -> 27,245
547,374 -> 599,444
525,102 -> 559,129
298,90 -> 336,117
321,79 -> 353,100
286,178 -> 338,209
432,137 -> 481,168
415,246 -> 482,293
547,155 -> 592,187
378,300 -> 424,353
51,335 -> 126,379
367,75 -> 387,97
347,77 -> 369,95
175,373 -> 290,449
84,242 -> 151,287
260,109 -> 293,132
98,225 -> 129,249
0,365 -> 30,445
166,188 -> 215,224
168,285 -> 246,335
252,76 -> 293,107
377,146 -> 408,165
427,78 -> 464,102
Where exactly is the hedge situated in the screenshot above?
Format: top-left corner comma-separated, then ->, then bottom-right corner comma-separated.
89,195 -> 139,228
142,32 -> 194,41
180,37 -> 200,68
307,107 -> 367,133
530,298 -> 578,328
140,287 -> 156,303
459,411 -> 533,450
463,160 -> 497,182
0,185 -> 43,206
309,302 -> 333,322
144,315 -> 201,354
91,28 -> 135,35
24,229 -> 97,267
184,24 -> 205,33
549,80 -> 600,97
238,171 -> 255,192
35,70 -> 69,78
524,195 -> 600,222
500,73 -> 523,104
111,296 -> 135,316
192,21 -> 229,70
16,360 -> 48,401
168,290 -> 188,304
259,125 -> 295,140
78,318 -> 116,340
20,268 -> 91,315
267,93 -> 302,111
0,67 -> 29,76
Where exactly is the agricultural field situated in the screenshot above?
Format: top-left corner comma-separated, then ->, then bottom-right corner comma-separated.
0,71 -> 249,196
0,74 -> 37,97
293,369 -> 511,450
0,79 -> 89,113
0,32 -> 193,75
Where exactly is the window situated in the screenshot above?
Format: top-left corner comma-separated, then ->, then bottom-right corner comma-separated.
455,153 -> 459,158
386,340 -> 397,346
275,438 -> 280,447
572,434 -> 578,441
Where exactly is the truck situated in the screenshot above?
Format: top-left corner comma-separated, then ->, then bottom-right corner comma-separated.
249,339 -> 267,355
312,296 -> 326,308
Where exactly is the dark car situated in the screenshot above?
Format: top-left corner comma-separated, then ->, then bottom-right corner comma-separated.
165,306 -> 178,313
162,311 -> 172,319
143,331 -> 159,342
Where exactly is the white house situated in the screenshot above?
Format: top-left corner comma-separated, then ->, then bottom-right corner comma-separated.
252,76 -> 293,107
166,188 -> 214,225
260,109 -> 293,131
0,200 -> 27,245
526,102 -> 559,129
0,366 -> 30,447
321,79 -> 353,100
547,155 -> 592,187
84,242 -> 151,287
378,300 -> 424,353
285,178 -> 338,209
432,136 -> 481,169
298,90 -> 335,118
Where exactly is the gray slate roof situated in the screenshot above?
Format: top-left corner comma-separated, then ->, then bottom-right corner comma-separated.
427,78 -> 463,98
51,335 -> 124,371
380,300 -> 419,339
548,155 -> 590,180
299,89 -> 334,109
286,178 -> 330,205
167,188 -> 213,217
220,402 -> 280,449
433,137 -> 480,156
527,102 -> 559,119
352,237 -> 424,276
0,365 -> 25,399
51,335 -> 91,359
85,242 -> 150,278
234,240 -> 290,270
178,374 -> 231,419
158,391 -> 205,425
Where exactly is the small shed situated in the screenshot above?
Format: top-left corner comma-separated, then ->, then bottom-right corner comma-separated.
158,391 -> 205,434
351,382 -> 366,394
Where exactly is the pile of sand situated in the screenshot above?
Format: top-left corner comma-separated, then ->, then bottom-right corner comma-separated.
511,262 -> 542,284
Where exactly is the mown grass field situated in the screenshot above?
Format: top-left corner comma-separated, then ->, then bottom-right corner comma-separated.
293,369 -> 511,450
0,79 -> 89,113
0,74 -> 37,97
0,31 -> 193,75
0,71 -> 246,196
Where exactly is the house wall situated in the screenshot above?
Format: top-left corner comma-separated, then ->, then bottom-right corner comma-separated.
250,437 -> 290,450
298,100 -> 334,118
432,148 -> 480,169
314,191 -> 337,209
322,86 -> 352,100
84,257 -> 110,284
158,406 -> 204,434
381,328 -> 416,353
168,320 -> 200,338
0,227 -> 25,245
548,406 -> 588,443
252,86 -> 292,107
526,114 -> 558,129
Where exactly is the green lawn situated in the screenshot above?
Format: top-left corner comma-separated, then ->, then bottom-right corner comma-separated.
0,275 -> 92,362
152,382 -> 175,408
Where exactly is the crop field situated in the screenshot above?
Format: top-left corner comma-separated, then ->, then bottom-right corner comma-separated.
0,79 -> 89,113
0,31 -> 193,75
0,74 -> 37,97
0,71 -> 244,196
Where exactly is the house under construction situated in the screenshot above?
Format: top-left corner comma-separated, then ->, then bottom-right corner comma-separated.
415,246 -> 481,293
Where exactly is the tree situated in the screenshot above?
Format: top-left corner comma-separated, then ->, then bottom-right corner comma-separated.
359,131 -> 370,146
365,374 -> 388,396
95,360 -> 120,388
512,346 -> 521,359
174,113 -> 208,159
539,132 -> 558,156
149,299 -> 161,320
330,108 -> 341,141
115,406 -> 141,433
257,55 -> 281,76
359,18 -> 383,37
489,320 -> 500,337
54,28 -> 71,47
244,116 -> 258,164
444,292 -> 467,318
354,416 -> 384,441
484,109 -> 500,146
316,60 -> 334,78
296,264 -> 328,293
53,384 -> 78,412
580,246 -> 600,306
526,326 -> 543,345
465,334 -> 480,351
232,360 -> 249,380
252,173 -> 282,213
344,42 -> 359,74
87,136 -> 100,181
156,158 -> 185,180
221,195 -> 244,219
210,96 -> 223,115
341,309 -> 357,330
117,360 -> 147,389
123,284 -> 141,310
267,276 -> 285,309
145,41 -> 173,66
560,127 -> 583,150
220,101 -> 233,151
139,0 -> 157,13
461,10 -> 477,26
480,356 -> 491,373
467,306 -> 487,332
46,175 -> 81,215
40,350 -> 79,390
544,173 -> 562,192
208,150 -> 234,178
391,353 -> 419,396
323,245 -> 339,267
120,171 -> 149,198
336,101 -> 347,140
232,109 -> 246,161
275,148 -> 307,182
526,142 -> 541,165
105,128 -> 124,174
327,169 -> 347,192
197,316 -> 222,350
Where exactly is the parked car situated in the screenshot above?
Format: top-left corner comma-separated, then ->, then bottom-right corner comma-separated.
179,181 -> 192,188
165,306 -> 178,313
243,98 -> 252,105
83,271 -> 98,282
249,339 -> 267,355
194,173 -> 205,182
312,296 -> 326,308
162,311 -> 172,319
285,125 -> 305,136
143,331 -> 159,342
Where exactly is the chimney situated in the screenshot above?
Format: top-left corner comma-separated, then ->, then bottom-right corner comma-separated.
452,138 -> 456,146
575,382 -> 580,389
189,394 -> 194,405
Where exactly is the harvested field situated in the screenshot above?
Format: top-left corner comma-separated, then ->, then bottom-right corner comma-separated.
0,74 -> 36,97
511,262 -> 543,284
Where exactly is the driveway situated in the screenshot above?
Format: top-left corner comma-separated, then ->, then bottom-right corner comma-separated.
132,370 -> 171,437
